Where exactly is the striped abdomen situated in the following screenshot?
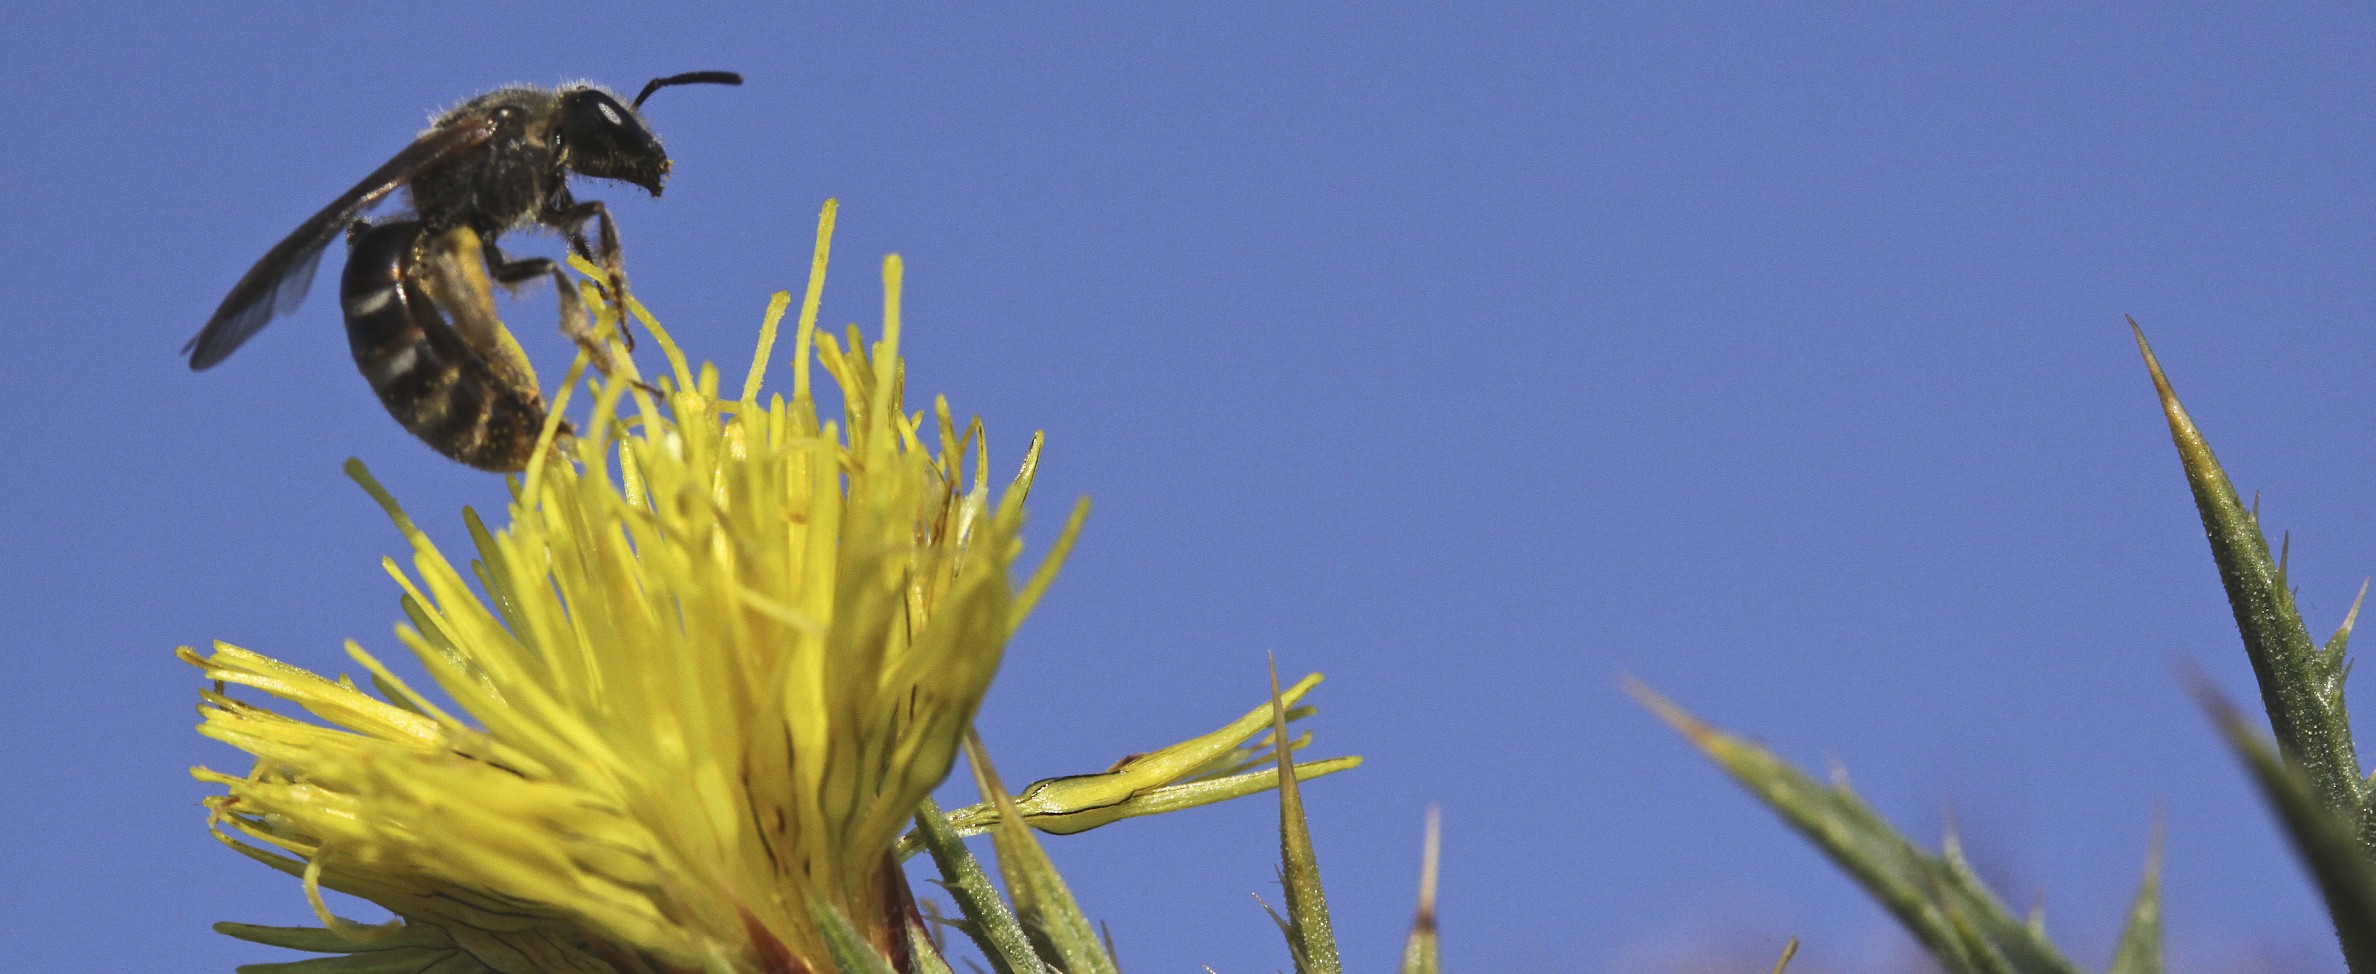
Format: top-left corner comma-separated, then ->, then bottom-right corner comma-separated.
339,222 -> 560,471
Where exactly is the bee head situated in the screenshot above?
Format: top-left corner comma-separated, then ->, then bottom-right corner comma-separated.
556,87 -> 670,196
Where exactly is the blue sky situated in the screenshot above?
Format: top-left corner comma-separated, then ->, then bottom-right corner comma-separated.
6,3 -> 2375,971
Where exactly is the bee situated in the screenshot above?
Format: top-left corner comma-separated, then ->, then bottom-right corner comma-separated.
184,71 -> 742,431
341,221 -> 569,471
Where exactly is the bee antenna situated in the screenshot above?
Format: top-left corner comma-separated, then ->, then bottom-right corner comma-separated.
633,71 -> 744,109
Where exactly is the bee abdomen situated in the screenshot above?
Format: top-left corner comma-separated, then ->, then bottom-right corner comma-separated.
340,221 -> 557,472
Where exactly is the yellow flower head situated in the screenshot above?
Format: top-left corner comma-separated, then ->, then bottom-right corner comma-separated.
185,202 -> 1083,973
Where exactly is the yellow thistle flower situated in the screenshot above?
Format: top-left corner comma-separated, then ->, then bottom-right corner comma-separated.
184,201 -> 1088,973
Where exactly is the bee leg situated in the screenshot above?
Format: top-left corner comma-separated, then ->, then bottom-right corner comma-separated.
487,253 -> 659,396
545,196 -> 636,353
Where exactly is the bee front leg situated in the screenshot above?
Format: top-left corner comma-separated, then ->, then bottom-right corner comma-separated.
544,195 -> 636,352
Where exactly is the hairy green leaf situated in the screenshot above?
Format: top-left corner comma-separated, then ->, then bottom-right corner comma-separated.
1633,681 -> 2086,974
912,796 -> 1050,974
2134,322 -> 2368,839
1271,661 -> 1343,974
965,733 -> 1121,974
2202,682 -> 2376,974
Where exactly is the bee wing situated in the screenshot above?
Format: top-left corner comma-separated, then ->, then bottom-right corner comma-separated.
184,116 -> 500,370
